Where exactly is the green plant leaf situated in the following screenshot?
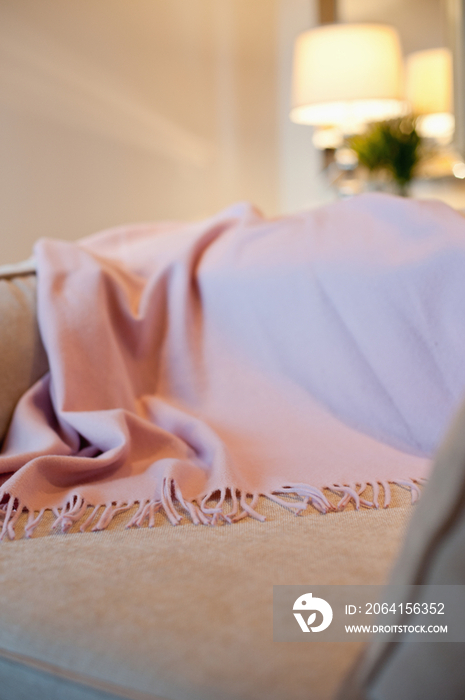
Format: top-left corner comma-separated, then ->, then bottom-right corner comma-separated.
349,119 -> 422,192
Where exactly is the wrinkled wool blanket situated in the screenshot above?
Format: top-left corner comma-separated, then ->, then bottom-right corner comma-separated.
1,193 -> 465,537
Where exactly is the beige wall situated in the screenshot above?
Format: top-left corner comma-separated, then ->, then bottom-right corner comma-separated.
339,0 -> 446,53
0,0 -> 454,266
277,0 -> 333,215
0,0 -> 282,264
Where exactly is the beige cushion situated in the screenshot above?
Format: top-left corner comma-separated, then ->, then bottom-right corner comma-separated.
0,493 -> 414,700
339,399 -> 465,700
0,264 -> 48,441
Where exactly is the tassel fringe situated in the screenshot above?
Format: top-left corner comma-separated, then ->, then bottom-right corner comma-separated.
0,477 -> 424,540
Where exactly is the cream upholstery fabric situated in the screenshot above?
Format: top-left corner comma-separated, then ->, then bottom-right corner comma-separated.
0,267 -> 48,441
0,497 -> 413,700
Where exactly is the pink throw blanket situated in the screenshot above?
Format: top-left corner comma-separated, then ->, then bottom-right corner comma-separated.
1,194 -> 464,537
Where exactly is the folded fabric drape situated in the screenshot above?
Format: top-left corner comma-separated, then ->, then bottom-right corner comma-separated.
1,193 -> 464,537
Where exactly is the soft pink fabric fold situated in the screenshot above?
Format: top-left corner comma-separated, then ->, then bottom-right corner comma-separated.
2,193 -> 465,536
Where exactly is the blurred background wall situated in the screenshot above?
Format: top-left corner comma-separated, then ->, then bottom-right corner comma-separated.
0,0 -> 447,264
0,0 -> 281,262
340,0 -> 446,53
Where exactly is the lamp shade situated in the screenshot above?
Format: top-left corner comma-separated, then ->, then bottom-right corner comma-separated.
290,23 -> 405,130
405,48 -> 454,140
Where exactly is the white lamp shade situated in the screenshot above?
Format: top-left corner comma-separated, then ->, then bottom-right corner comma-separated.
406,48 -> 453,115
290,23 -> 405,129
405,48 -> 454,140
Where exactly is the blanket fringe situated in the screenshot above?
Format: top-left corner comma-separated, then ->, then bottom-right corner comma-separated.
0,477 -> 424,540
393,478 -> 421,504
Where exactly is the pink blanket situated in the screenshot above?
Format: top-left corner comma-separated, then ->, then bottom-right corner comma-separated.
1,193 -> 464,537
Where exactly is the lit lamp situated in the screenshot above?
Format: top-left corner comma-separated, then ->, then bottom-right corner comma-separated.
290,23 -> 406,136
405,48 -> 455,142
